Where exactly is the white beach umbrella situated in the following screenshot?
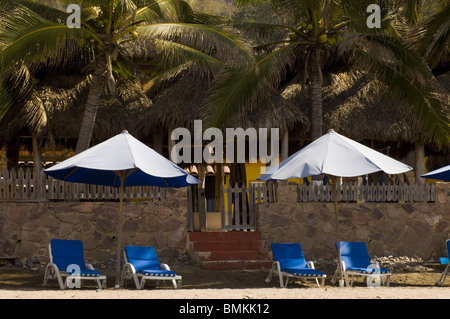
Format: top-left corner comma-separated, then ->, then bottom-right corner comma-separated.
259,129 -> 412,181
257,129 -> 412,286
45,130 -> 200,287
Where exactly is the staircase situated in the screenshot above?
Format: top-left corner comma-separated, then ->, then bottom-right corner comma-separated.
187,231 -> 272,270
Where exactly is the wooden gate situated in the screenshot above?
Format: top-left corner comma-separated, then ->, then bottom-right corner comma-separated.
219,182 -> 277,231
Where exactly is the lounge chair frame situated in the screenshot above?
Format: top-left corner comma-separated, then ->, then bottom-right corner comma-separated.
265,243 -> 326,288
265,260 -> 326,288
120,246 -> 182,289
332,242 -> 391,287
436,239 -> 450,286
43,240 -> 106,290
336,260 -> 391,287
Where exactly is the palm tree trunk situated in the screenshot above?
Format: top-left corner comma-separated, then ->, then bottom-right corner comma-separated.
31,132 -> 44,199
75,52 -> 108,154
309,47 -> 323,141
414,141 -> 425,184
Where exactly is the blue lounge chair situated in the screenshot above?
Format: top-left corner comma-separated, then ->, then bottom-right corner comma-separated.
265,243 -> 326,287
43,239 -> 106,290
334,241 -> 391,287
436,239 -> 450,286
120,245 -> 182,289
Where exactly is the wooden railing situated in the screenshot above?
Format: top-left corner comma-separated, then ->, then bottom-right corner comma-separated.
297,183 -> 435,203
0,168 -> 165,202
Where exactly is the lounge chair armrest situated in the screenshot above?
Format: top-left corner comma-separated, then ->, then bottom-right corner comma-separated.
123,262 -> 137,274
306,261 -> 316,269
270,261 -> 281,271
160,263 -> 171,271
47,262 -> 60,273
86,263 -> 95,270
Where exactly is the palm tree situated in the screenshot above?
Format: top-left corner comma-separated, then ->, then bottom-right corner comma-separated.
0,65 -> 48,172
0,0 -> 253,154
413,1 -> 450,71
203,0 -> 449,145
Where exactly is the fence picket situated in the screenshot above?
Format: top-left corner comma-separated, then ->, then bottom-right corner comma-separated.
0,168 -> 166,202
296,183 -> 434,203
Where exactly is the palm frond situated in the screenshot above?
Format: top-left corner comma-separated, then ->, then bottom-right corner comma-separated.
135,0 -> 192,23
362,34 -> 434,83
137,22 -> 255,67
0,0 -> 68,22
358,49 -> 450,145
0,5 -> 84,74
0,65 -> 48,138
414,3 -> 450,68
152,38 -> 224,72
201,44 -> 297,128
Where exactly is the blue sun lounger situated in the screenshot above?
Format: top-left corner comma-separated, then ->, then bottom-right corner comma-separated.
436,239 -> 450,286
120,245 -> 182,289
334,241 -> 391,287
265,243 -> 326,287
43,239 -> 106,289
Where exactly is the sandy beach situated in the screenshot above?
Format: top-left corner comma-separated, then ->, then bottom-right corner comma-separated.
0,262 -> 448,318
0,261 -> 448,300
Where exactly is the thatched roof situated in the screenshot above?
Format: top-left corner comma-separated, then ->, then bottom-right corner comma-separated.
135,62 -> 310,135
282,70 -> 449,148
40,74 -> 152,144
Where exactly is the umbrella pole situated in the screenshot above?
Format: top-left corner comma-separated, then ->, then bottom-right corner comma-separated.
333,180 -> 344,287
115,175 -> 125,288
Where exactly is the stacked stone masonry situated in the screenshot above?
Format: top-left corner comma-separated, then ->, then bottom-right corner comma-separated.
0,183 -> 448,269
258,182 -> 449,260
0,188 -> 188,268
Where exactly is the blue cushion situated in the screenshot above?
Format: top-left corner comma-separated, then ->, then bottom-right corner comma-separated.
125,246 -> 179,277
67,269 -> 102,277
126,246 -> 159,261
272,243 -> 307,268
50,239 -> 86,272
127,258 -> 160,271
339,242 -> 371,269
125,246 -> 161,270
281,267 -> 325,277
346,266 -> 390,274
338,242 -> 390,274
138,269 -> 177,277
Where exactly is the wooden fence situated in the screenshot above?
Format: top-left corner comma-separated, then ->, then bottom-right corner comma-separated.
0,168 -> 165,202
297,182 -> 435,203
219,182 -> 277,231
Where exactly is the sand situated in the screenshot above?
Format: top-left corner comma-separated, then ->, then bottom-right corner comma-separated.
0,262 -> 449,300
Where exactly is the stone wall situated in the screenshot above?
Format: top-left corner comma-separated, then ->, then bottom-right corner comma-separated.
1,182 -> 449,269
0,188 -> 188,269
258,182 -> 449,261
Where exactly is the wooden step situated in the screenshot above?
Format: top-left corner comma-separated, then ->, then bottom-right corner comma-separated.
188,231 -> 262,241
191,240 -> 264,252
187,231 -> 272,270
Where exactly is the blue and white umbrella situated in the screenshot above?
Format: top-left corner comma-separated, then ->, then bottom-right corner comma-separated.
421,165 -> 450,182
45,130 -> 200,287
259,129 -> 412,181
257,129 -> 412,287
